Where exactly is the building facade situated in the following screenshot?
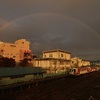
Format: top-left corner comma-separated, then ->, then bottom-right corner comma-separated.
33,49 -> 71,73
43,49 -> 71,60
82,60 -> 90,67
70,57 -> 90,67
0,39 -> 32,62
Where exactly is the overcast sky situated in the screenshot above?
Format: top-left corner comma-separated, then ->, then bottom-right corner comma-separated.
0,0 -> 100,60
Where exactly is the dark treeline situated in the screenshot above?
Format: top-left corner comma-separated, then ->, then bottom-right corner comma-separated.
0,57 -> 16,67
19,58 -> 33,67
0,57 -> 33,67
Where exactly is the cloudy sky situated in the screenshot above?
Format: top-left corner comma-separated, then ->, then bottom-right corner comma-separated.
0,0 -> 100,60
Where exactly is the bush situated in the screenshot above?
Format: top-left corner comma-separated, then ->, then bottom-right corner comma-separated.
19,58 -> 33,67
0,57 -> 16,67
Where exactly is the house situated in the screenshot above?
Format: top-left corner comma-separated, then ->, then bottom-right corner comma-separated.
33,49 -> 71,73
82,60 -> 90,67
70,57 -> 90,67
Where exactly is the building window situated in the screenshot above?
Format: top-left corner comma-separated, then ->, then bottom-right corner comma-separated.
10,45 -> 16,47
60,61 -> 64,65
53,61 -> 57,65
49,54 -> 53,58
61,54 -> 63,57
13,56 -> 16,58
0,55 -> 2,57
1,50 -> 3,52
44,55 -> 46,58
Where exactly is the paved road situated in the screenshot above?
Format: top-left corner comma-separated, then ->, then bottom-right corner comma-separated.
0,71 -> 100,100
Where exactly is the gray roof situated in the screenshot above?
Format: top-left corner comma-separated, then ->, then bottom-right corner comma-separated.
0,67 -> 45,77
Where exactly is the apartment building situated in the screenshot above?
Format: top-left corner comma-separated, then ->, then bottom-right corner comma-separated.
0,39 -> 32,62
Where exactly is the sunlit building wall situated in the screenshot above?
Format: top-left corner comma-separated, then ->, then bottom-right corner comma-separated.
43,49 -> 71,60
0,39 -> 32,62
33,49 -> 71,73
34,58 -> 71,73
82,60 -> 90,66
70,57 -> 82,67
70,57 -> 90,67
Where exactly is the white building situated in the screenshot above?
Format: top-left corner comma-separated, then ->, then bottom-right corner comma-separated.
71,57 -> 90,67
33,49 -> 71,73
82,60 -> 90,67
43,49 -> 70,60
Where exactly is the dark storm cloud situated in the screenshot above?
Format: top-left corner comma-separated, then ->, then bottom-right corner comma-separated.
0,0 -> 100,60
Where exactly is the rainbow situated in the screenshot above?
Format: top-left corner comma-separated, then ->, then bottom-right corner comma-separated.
0,13 -> 100,39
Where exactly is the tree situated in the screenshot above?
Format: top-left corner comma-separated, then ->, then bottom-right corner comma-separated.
19,58 -> 33,67
0,57 -> 16,67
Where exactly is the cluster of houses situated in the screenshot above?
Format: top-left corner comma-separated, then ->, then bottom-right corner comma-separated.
32,50 -> 90,73
0,39 -> 97,73
0,39 -> 100,90
0,39 -> 100,72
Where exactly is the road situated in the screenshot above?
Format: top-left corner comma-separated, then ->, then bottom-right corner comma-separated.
0,71 -> 100,100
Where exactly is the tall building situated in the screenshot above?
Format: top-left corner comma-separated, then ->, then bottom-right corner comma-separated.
0,39 -> 32,62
